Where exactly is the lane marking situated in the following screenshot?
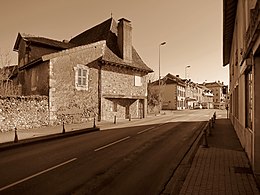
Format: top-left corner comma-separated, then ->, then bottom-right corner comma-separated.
137,127 -> 155,134
0,158 -> 77,192
94,136 -> 130,152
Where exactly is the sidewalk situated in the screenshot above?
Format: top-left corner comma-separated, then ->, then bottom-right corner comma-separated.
0,111 -> 169,145
179,111 -> 260,195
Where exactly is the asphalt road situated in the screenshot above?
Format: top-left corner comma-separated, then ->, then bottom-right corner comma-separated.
0,109 -> 215,195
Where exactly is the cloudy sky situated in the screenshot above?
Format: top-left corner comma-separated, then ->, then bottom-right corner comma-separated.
0,0 -> 228,84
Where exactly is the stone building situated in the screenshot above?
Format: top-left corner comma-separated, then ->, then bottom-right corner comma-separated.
223,0 -> 260,181
204,81 -> 227,109
12,17 -> 153,124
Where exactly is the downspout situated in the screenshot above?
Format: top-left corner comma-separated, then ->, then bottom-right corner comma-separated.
98,64 -> 102,122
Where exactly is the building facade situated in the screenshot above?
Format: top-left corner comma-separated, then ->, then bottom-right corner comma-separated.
204,81 -> 227,109
149,74 -> 214,111
223,0 -> 260,180
13,18 -> 153,124
183,79 -> 198,109
149,74 -> 186,110
199,85 -> 214,109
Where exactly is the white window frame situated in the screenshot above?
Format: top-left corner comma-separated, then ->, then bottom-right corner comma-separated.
74,64 -> 89,91
134,75 -> 142,86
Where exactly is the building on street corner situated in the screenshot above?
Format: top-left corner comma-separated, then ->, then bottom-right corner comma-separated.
199,84 -> 214,109
148,74 -> 186,111
223,0 -> 260,182
203,81 -> 227,109
11,17 -> 153,124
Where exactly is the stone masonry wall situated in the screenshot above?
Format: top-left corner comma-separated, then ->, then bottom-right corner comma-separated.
49,43 -> 104,125
102,65 -> 147,97
101,64 -> 148,121
0,96 -> 49,132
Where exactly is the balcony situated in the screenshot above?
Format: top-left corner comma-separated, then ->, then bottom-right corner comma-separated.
244,1 -> 260,59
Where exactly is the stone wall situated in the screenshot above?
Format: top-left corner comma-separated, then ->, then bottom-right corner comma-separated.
102,98 -> 140,121
0,96 -> 49,132
102,64 -> 147,97
49,43 -> 104,125
101,64 -> 148,121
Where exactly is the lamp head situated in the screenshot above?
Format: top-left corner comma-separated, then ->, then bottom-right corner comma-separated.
160,42 -> 166,45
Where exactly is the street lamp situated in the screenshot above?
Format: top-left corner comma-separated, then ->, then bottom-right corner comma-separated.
185,65 -> 191,79
158,41 -> 166,113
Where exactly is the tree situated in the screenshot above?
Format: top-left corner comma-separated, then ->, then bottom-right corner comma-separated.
147,73 -> 166,113
0,49 -> 19,95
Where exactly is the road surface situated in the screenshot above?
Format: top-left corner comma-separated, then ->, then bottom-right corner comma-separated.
0,109 -> 215,195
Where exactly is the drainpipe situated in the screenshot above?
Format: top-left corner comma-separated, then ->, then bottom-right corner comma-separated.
98,64 -> 102,122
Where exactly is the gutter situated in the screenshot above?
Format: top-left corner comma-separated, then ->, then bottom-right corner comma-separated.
18,58 -> 43,71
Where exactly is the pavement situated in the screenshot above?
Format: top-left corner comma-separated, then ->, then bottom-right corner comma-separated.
178,111 -> 260,195
0,112 -> 171,147
0,109 -> 259,194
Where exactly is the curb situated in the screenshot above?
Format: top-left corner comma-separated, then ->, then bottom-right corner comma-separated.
0,127 -> 100,152
160,121 -> 208,194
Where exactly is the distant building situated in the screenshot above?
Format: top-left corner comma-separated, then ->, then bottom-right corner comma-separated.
150,73 -> 215,111
204,81 -> 227,109
183,79 -> 197,109
199,84 -> 214,109
223,0 -> 260,180
149,74 -> 186,110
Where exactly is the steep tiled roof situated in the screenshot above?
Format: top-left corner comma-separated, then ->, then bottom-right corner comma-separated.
13,33 -> 74,51
70,18 -> 114,46
150,73 -> 185,86
164,73 -> 186,86
101,45 -> 152,72
14,18 -> 153,73
205,81 -> 224,87
70,18 -> 153,73
24,36 -> 75,49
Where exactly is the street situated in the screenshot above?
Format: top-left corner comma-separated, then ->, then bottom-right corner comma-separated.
0,109 -> 215,195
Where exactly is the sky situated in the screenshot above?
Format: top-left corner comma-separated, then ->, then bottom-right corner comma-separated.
0,0 -> 228,85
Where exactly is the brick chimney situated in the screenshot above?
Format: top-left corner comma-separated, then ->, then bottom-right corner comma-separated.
117,18 -> 132,63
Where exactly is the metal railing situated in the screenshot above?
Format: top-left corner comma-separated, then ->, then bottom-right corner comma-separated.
201,112 -> 216,148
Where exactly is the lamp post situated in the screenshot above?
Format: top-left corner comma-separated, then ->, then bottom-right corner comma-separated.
158,41 -> 166,113
185,65 -> 191,79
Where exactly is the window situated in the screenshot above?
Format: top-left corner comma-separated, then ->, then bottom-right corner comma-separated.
74,64 -> 89,90
245,68 -> 253,129
134,75 -> 142,86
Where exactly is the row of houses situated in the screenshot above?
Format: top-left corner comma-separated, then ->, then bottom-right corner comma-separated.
149,73 -> 227,111
223,0 -> 260,182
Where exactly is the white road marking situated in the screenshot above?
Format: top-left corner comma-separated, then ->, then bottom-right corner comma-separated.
94,136 -> 131,152
137,127 -> 155,134
0,158 -> 77,192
